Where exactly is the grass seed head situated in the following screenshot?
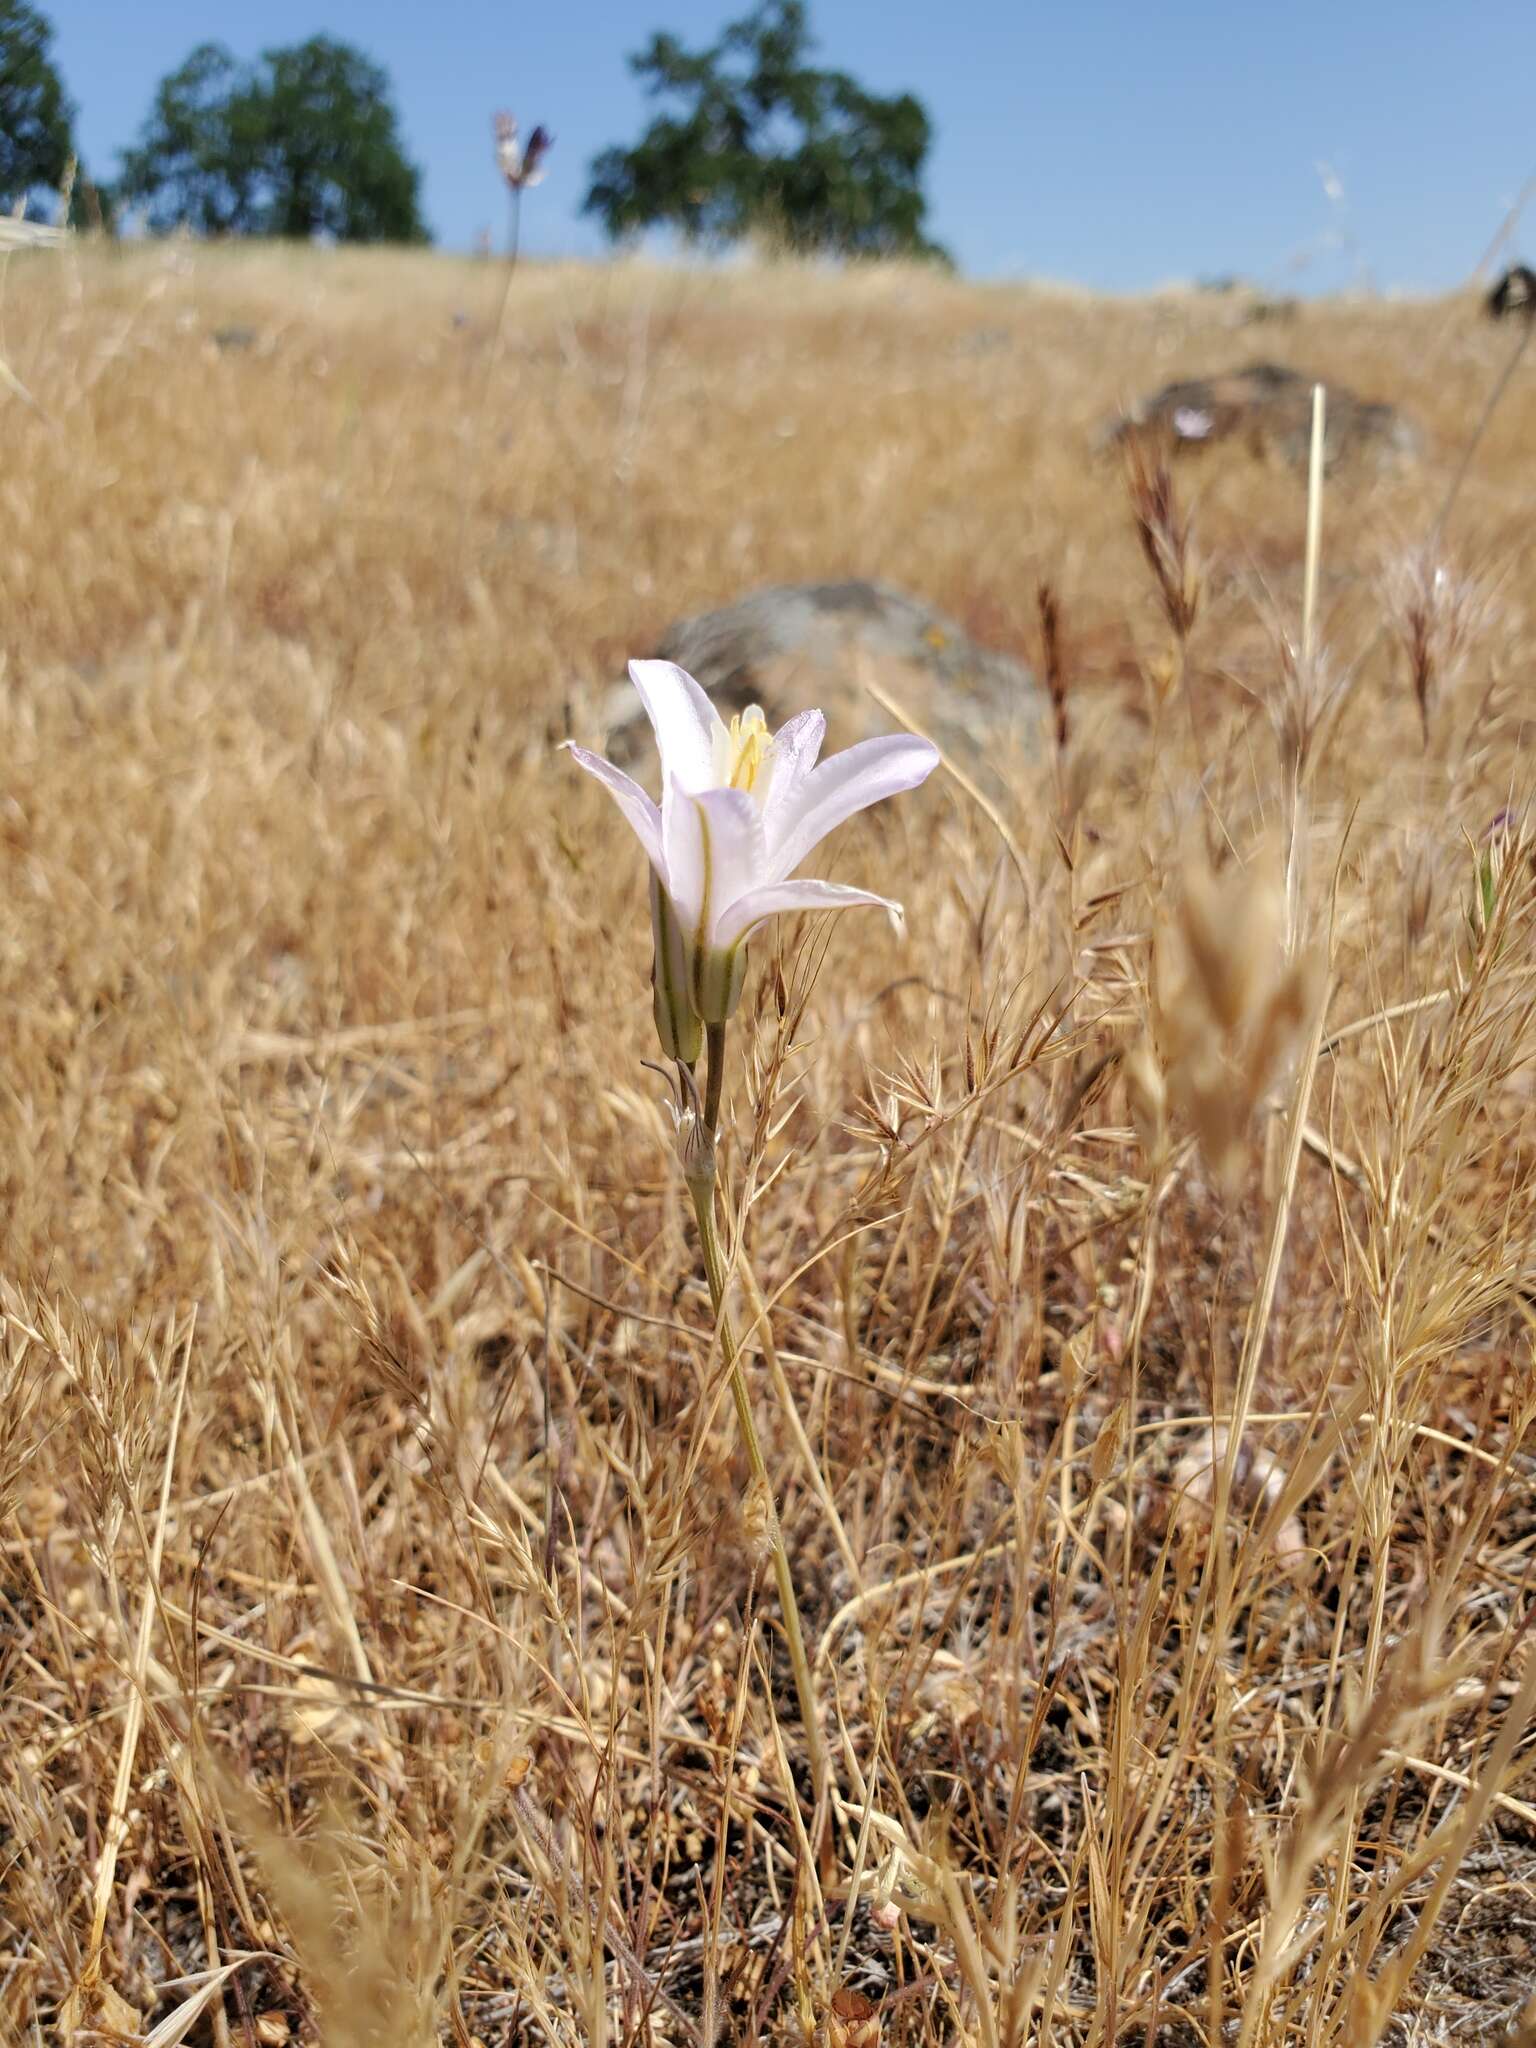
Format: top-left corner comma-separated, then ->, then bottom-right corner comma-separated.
1386,544 -> 1486,746
1124,435 -> 1201,642
1037,576 -> 1070,750
1148,849 -> 1322,1189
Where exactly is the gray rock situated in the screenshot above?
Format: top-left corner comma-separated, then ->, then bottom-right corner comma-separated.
1100,360 -> 1422,469
606,579 -> 1041,769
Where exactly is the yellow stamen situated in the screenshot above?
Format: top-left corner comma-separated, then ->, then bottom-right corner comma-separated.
726,706 -> 769,793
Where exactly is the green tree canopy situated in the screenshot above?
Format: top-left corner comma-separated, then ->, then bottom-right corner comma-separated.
584,0 -> 947,263
119,35 -> 428,244
0,0 -> 75,210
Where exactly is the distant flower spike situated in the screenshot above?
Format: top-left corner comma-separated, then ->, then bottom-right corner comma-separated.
567,661 -> 938,1046
494,111 -> 553,191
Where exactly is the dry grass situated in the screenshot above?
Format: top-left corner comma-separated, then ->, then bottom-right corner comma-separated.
5,238 -> 1536,2045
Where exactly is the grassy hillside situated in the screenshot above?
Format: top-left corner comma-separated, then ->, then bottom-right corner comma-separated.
6,241 -> 1536,2045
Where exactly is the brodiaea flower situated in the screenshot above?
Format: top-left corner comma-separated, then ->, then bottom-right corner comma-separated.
494,112 -> 553,191
568,661 -> 939,1059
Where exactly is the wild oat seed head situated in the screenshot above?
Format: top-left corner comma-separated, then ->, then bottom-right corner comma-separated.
1146,850 -> 1322,1189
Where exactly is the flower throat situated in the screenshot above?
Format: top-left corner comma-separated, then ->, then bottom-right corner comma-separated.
726,707 -> 769,793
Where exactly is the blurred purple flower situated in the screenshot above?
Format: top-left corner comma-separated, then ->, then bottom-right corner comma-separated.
495,112 -> 553,191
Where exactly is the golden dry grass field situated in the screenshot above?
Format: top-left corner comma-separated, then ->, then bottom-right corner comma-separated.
6,240 -> 1536,2046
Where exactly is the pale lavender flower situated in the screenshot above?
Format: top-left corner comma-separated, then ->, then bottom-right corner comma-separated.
568,661 -> 938,1054
494,112 -> 553,191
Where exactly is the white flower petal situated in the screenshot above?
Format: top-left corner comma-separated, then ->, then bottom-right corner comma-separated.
766,733 -> 940,881
661,773 -> 707,926
712,876 -> 904,951
566,743 -> 664,872
690,786 -> 768,946
628,659 -> 725,793
761,708 -> 825,832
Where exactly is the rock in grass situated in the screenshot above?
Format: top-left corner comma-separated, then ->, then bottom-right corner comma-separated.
606,580 -> 1041,767
1101,360 -> 1422,470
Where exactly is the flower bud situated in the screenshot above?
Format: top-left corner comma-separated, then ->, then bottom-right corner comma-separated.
650,872 -> 703,1064
675,1107 -> 716,1195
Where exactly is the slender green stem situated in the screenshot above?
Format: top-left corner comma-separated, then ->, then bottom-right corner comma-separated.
687,1021 -> 829,1813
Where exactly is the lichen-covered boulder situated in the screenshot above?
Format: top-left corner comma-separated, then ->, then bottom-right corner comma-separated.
1100,361 -> 1422,470
602,579 -> 1041,771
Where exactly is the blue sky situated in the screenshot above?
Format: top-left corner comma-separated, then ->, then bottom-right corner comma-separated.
51,1 -> 1536,292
